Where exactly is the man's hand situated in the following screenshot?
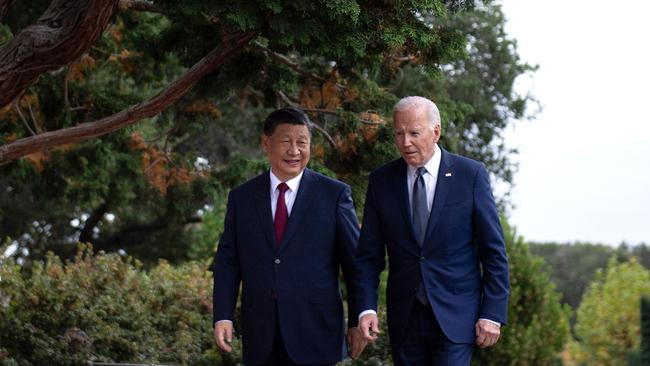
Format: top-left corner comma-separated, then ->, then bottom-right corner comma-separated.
214,321 -> 234,353
347,327 -> 368,359
359,313 -> 380,342
475,319 -> 500,348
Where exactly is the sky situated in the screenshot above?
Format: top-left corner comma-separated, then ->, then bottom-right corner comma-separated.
498,0 -> 650,246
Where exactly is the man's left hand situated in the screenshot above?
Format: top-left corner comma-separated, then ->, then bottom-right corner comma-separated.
347,326 -> 368,359
475,319 -> 500,348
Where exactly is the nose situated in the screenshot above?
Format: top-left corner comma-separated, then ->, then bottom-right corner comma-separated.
287,142 -> 300,155
402,135 -> 412,146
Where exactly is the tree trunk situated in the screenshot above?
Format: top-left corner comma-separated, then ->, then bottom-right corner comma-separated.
0,0 -> 14,22
0,0 -> 118,108
0,31 -> 256,165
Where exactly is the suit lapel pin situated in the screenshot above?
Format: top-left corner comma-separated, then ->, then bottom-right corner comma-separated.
445,172 -> 452,177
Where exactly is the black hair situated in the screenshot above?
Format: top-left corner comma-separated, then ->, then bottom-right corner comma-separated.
262,107 -> 313,136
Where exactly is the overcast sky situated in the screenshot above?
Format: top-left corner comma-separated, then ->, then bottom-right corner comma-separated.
498,0 -> 650,246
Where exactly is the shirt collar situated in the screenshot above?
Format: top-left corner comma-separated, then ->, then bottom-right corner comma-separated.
406,143 -> 441,178
270,169 -> 304,193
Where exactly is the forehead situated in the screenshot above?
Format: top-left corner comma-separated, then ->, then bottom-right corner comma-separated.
393,107 -> 430,129
270,123 -> 311,137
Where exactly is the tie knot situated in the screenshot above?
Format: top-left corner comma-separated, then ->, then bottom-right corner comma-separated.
278,182 -> 289,194
416,167 -> 426,178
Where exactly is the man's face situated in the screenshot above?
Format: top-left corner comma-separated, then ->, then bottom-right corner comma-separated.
393,106 -> 440,167
262,123 -> 311,181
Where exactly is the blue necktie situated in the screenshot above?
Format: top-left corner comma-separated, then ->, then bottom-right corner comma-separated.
413,167 -> 429,304
412,167 -> 429,246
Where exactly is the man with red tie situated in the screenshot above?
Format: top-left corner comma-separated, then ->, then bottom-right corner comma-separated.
212,108 -> 366,365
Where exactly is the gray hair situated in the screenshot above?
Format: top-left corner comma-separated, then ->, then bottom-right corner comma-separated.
393,96 -> 441,127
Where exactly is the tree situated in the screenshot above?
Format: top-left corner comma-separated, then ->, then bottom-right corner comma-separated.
569,258 -> 650,365
1,1 -> 536,265
529,242 -> 650,315
629,296 -> 650,366
0,0 -> 481,163
528,242 -> 616,310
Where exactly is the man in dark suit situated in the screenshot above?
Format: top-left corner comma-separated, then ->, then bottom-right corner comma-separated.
212,108 -> 366,366
355,96 -> 510,365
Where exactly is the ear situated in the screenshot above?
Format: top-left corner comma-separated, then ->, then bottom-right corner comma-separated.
261,134 -> 270,153
433,124 -> 441,141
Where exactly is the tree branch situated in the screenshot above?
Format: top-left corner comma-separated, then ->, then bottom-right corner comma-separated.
14,104 -> 36,136
0,0 -> 13,23
276,90 -> 336,148
254,41 -> 327,83
390,54 -> 417,62
78,202 -> 108,243
301,107 -> 338,115
118,0 -> 162,14
0,31 -> 256,165
0,0 -> 119,109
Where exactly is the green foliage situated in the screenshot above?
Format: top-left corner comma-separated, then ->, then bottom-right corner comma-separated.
528,242 -> 617,311
529,242 -> 650,314
640,297 -> 650,366
1,1 -> 535,267
570,258 -> 650,366
0,24 -> 11,45
0,245 -> 224,365
472,219 -> 570,366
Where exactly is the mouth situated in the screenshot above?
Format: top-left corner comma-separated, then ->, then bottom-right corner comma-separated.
283,159 -> 301,166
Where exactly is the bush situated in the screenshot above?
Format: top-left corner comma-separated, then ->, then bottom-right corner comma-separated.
568,258 -> 650,366
472,220 -> 571,366
0,245 -> 230,366
0,218 -> 572,366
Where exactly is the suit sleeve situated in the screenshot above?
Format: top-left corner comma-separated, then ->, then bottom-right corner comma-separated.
335,185 -> 361,328
213,190 -> 241,324
353,176 -> 386,316
472,165 -> 510,325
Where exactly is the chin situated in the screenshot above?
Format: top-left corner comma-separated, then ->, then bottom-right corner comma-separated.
404,157 -> 418,165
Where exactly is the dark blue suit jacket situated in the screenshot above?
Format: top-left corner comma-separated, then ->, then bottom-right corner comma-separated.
355,148 -> 509,347
213,168 -> 360,365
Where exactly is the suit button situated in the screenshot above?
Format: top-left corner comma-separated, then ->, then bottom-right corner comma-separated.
420,256 -> 425,261
274,259 -> 281,264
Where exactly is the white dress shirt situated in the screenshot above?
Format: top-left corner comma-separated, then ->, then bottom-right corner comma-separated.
269,170 -> 303,219
406,143 -> 441,213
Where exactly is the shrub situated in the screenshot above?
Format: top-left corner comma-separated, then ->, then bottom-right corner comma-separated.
472,220 -> 571,366
569,258 -> 650,366
0,245 -> 230,365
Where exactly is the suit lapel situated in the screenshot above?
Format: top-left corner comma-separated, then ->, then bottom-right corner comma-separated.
424,148 -> 454,245
395,159 -> 421,251
253,172 -> 276,251
277,169 -> 316,252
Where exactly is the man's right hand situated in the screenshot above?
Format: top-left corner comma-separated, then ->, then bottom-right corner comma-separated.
359,313 -> 380,342
214,321 -> 233,353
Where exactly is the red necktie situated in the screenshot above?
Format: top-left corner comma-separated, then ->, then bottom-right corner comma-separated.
274,183 -> 289,247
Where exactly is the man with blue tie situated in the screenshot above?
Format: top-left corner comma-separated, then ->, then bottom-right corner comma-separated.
355,96 -> 510,365
212,108 -> 366,365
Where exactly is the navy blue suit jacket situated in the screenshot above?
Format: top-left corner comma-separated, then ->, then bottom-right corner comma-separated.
355,148 -> 509,347
213,168 -> 360,365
